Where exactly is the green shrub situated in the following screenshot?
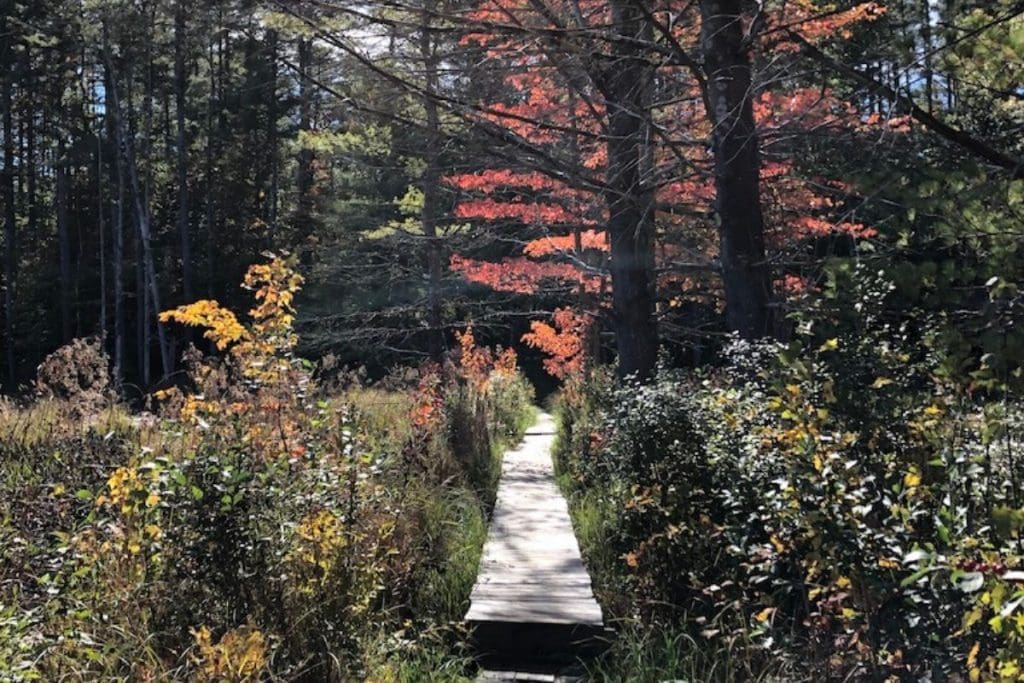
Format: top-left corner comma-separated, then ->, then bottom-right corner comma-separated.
557,322 -> 1024,679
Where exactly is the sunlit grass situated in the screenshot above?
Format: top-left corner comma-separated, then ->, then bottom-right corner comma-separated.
587,618 -> 791,683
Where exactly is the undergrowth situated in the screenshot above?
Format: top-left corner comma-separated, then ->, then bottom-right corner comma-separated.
556,269 -> 1024,681
0,256 -> 535,681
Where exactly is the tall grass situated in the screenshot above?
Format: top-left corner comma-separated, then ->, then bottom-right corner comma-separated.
0,375 -> 536,681
587,618 -> 790,683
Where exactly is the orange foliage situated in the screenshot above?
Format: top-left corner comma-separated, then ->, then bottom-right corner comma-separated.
159,255 -> 312,461
447,170 -> 570,193
455,198 -> 594,226
771,2 -> 886,48
453,325 -> 520,390
778,274 -> 818,296
755,88 -> 860,132
456,325 -> 492,389
523,230 -> 608,257
494,346 -> 519,376
450,255 -> 603,295
522,308 -> 589,379
411,365 -> 444,430
451,0 -> 889,318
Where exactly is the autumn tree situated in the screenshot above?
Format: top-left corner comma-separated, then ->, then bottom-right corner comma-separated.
439,1 -> 891,374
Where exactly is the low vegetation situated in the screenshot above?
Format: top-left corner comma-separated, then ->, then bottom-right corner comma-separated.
556,272 -> 1024,682
0,257 -> 534,681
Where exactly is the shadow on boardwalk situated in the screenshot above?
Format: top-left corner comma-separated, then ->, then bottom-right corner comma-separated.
466,413 -> 609,679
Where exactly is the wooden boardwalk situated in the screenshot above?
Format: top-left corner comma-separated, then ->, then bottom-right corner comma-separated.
466,412 -> 605,670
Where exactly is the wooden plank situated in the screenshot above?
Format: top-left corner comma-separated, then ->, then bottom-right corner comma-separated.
465,412 -> 604,629
467,600 -> 603,625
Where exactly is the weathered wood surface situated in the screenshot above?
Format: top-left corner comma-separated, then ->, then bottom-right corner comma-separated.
466,412 -> 604,627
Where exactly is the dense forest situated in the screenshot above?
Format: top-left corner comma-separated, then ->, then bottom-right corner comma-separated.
4,0 -> 1018,393
3,0 -> 1024,680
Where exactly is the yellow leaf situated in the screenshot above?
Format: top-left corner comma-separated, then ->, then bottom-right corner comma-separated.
755,607 -> 775,623
968,641 -> 981,667
904,470 -> 921,488
836,575 -> 852,589
819,338 -> 839,352
785,384 -> 802,397
871,377 -> 894,389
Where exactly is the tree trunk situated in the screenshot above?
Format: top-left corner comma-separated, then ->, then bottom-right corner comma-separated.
700,0 -> 772,338
266,28 -> 279,247
599,0 -> 659,381
103,33 -> 174,382
25,48 -> 36,287
205,30 -> 217,298
420,0 -> 445,360
920,0 -> 934,114
1,9 -> 16,387
296,38 -> 316,265
56,136 -> 73,341
107,66 -> 126,382
97,127 -> 107,345
138,236 -> 150,386
175,0 -> 194,302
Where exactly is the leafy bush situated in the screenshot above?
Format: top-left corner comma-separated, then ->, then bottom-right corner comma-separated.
558,299 -> 1024,679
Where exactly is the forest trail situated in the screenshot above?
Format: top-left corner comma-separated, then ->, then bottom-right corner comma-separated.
466,412 -> 606,676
